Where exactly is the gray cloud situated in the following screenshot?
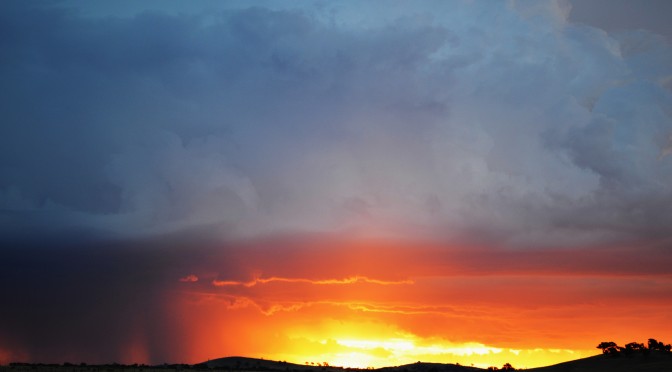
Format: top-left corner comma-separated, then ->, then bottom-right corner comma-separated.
569,0 -> 672,45
1,1 -> 671,247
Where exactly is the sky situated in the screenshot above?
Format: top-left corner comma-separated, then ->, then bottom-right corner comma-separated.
1,0 -> 672,369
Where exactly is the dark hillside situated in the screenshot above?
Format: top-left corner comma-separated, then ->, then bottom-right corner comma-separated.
527,351 -> 672,372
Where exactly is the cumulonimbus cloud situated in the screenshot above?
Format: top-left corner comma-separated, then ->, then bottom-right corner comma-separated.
0,1 -> 670,247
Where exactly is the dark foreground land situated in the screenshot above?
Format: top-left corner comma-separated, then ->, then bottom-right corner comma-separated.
3,353 -> 672,372
526,351 -> 672,371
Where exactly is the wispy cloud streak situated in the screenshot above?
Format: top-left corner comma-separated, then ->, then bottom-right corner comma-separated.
212,275 -> 413,287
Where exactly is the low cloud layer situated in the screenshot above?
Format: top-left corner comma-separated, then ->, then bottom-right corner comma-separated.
1,1 -> 671,247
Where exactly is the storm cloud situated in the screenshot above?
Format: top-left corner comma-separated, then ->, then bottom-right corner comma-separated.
2,1 -> 672,366
1,0 -> 672,247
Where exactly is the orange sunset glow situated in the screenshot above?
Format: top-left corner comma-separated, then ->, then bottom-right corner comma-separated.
146,236 -> 672,369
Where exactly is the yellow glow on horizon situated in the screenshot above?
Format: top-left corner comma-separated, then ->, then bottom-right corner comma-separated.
265,346 -> 597,370
336,338 -> 415,352
327,352 -> 378,369
168,238 -> 668,370
258,331 -> 596,369
335,338 -> 504,359
218,305 -> 602,370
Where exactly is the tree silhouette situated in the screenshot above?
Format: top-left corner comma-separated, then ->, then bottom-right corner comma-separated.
647,338 -> 672,353
501,362 -> 515,370
596,338 -> 672,357
624,342 -> 646,356
597,341 -> 621,356
648,338 -> 663,351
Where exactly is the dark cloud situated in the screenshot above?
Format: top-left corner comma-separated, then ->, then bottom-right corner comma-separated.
0,236 -> 166,363
0,1 -> 671,247
0,231 -> 234,364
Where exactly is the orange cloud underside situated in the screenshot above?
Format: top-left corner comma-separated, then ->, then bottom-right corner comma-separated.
162,237 -> 672,369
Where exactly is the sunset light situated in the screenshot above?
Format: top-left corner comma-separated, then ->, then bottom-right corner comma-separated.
2,1 -> 672,371
155,236 -> 672,369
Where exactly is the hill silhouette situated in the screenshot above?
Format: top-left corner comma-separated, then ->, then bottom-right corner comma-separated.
196,352 -> 672,372
527,350 -> 672,371
199,357 -> 486,372
197,356 -> 315,370
4,352 -> 672,372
